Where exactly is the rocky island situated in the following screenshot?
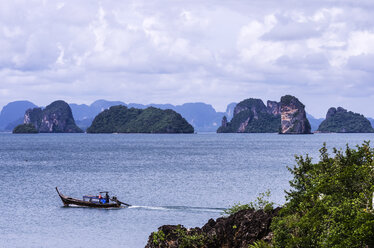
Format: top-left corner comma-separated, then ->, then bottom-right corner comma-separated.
13,100 -> 83,133
217,98 -> 281,133
279,95 -> 311,134
217,95 -> 311,134
317,107 -> 374,133
86,105 -> 194,133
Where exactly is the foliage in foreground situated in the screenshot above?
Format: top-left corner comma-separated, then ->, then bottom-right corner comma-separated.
271,142 -> 374,247
223,190 -> 274,215
151,225 -> 209,248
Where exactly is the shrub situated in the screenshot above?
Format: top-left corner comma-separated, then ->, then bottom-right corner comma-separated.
223,190 -> 275,215
249,240 -> 273,248
271,142 -> 374,247
152,230 -> 165,246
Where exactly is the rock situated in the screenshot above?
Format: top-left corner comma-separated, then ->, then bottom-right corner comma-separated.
145,208 -> 281,248
280,95 -> 311,134
16,100 -> 83,133
326,107 -> 337,119
221,116 -> 228,128
267,100 -> 281,116
24,108 -> 43,130
217,98 -> 281,133
318,107 -> 374,133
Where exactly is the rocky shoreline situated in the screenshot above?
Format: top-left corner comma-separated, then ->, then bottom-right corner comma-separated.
145,207 -> 281,248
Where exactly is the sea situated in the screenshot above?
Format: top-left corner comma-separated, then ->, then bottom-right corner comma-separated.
0,132 -> 372,247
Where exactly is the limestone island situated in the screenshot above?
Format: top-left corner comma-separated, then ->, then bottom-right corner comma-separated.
317,107 -> 374,133
217,98 -> 280,133
217,95 -> 311,134
86,105 -> 194,133
279,95 -> 311,134
13,100 -> 83,133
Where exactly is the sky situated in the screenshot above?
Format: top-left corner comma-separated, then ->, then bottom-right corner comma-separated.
1,0 -> 374,118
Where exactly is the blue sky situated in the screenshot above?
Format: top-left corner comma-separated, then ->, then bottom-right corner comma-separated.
1,0 -> 374,118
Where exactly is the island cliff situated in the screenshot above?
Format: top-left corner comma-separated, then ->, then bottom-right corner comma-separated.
317,107 -> 374,133
279,95 -> 311,134
13,100 -> 82,133
86,105 -> 194,133
217,95 -> 311,134
217,98 -> 281,133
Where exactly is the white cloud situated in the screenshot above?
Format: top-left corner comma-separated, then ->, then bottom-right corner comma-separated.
1,0 -> 374,118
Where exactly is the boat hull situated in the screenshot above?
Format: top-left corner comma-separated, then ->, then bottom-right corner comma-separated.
56,187 -> 122,208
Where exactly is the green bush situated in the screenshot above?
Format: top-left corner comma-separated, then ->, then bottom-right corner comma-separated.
224,190 -> 274,215
271,142 -> 374,247
152,230 -> 165,246
173,226 -> 206,248
249,240 -> 273,248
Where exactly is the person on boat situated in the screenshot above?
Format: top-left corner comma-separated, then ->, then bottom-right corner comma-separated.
105,192 -> 109,204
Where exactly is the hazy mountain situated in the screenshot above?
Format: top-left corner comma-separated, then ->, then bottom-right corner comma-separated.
0,101 -> 37,131
70,100 -> 230,132
306,113 -> 324,132
1,99 -> 235,132
69,100 -> 126,121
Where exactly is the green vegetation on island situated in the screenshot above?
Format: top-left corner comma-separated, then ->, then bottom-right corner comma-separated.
318,107 -> 374,133
13,123 -> 38,133
223,190 -> 275,215
86,105 -> 194,133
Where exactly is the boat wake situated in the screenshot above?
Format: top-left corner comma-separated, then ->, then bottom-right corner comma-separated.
128,205 -> 225,213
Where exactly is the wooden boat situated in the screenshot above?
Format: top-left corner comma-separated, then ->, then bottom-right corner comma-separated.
56,187 -> 130,208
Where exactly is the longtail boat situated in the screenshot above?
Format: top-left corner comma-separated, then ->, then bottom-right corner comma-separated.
56,187 -> 131,208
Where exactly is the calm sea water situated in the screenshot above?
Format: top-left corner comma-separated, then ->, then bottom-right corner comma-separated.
0,133 -> 373,247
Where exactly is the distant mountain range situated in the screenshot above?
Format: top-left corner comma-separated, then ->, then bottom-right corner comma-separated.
0,100 -> 235,132
1,99 -> 371,133
70,100 -> 233,132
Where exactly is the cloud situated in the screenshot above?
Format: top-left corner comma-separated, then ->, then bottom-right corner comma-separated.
0,0 -> 374,118
347,54 -> 374,72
